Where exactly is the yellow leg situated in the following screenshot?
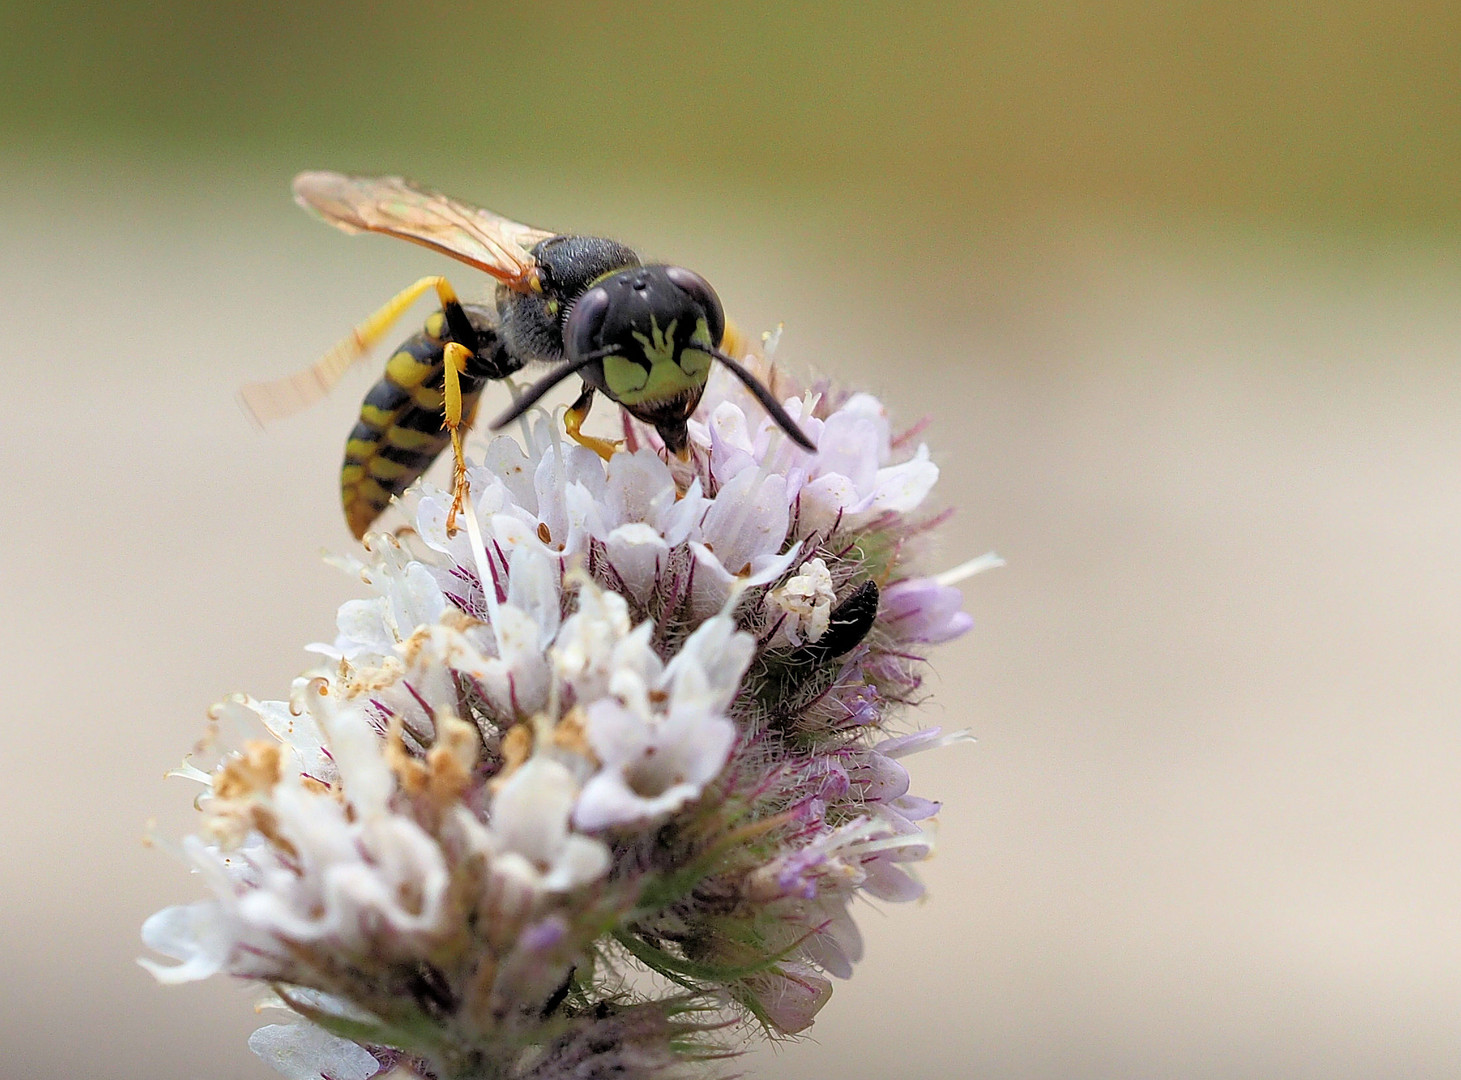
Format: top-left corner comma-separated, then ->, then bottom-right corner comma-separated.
563,387 -> 620,461
442,341 -> 472,536
241,275 -> 463,424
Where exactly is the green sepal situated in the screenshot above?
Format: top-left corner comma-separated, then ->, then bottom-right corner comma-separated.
613,930 -> 792,984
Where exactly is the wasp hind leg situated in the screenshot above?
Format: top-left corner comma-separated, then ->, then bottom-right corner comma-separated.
243,274 -> 473,427
563,385 -> 620,462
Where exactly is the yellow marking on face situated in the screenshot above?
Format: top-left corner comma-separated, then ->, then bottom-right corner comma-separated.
679,319 -> 713,379
345,437 -> 378,461
341,464 -> 365,485
424,311 -> 446,339
603,354 -> 649,397
679,347 -> 711,380
609,316 -> 709,406
610,355 -> 704,405
386,426 -> 439,451
368,457 -> 412,481
411,386 -> 446,411
385,350 -> 436,389
634,317 -> 678,366
359,404 -> 397,429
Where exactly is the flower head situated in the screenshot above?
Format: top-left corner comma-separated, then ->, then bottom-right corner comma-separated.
145,346 -> 986,1078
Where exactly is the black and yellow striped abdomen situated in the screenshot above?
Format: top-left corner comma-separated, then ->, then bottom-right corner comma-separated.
342,304 -> 509,538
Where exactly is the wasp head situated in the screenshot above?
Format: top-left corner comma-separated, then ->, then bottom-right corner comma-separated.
492,264 -> 815,455
564,265 -> 723,455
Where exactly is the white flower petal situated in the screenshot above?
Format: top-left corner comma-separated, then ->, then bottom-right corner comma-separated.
581,699 -> 652,764
699,469 -> 789,574
655,478 -> 709,546
847,445 -> 939,523
815,408 -> 885,490
314,698 -> 394,819
860,858 -> 925,902
247,1023 -> 380,1080
575,770 -> 701,831
706,401 -> 759,482
663,616 -> 753,716
138,902 -> 232,984
876,727 -> 977,759
334,597 -> 398,659
795,473 -> 858,539
491,757 -> 575,866
686,540 -> 802,621
553,585 -> 633,703
769,557 -> 835,645
540,834 -> 612,892
532,445 -> 608,549
252,699 -> 331,778
604,449 -> 677,525
482,434 -> 539,511
603,523 -> 670,602
575,693 -> 736,830
505,546 -> 563,648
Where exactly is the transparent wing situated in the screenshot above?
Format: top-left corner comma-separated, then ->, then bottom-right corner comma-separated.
292,171 -> 556,291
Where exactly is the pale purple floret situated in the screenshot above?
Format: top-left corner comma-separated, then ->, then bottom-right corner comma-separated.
882,576 -> 976,643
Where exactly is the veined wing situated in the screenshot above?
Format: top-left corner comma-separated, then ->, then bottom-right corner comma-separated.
292,171 -> 555,292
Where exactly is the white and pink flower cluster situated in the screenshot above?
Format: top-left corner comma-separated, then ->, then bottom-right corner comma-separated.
144,352 -> 989,1080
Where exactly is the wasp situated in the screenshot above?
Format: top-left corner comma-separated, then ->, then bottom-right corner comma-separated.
241,171 -> 816,539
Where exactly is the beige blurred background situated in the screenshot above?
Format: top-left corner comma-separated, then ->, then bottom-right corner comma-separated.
4,4 -> 1461,1078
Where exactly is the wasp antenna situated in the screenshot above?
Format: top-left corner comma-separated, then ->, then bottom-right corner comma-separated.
709,348 -> 818,452
489,350 -> 614,430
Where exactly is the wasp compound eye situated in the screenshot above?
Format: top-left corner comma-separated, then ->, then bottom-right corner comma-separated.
664,266 -> 725,345
564,285 -> 612,361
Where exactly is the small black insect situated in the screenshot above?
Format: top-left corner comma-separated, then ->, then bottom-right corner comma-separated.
786,580 -> 882,665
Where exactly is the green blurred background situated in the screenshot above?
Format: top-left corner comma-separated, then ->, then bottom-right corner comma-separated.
6,1 -> 1460,226
4,5 -> 1461,1080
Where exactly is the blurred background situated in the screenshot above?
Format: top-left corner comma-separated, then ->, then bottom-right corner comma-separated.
3,3 -> 1461,1078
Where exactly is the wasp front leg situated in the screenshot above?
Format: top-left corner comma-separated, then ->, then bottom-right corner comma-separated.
441,341 -> 475,535
563,385 -> 621,462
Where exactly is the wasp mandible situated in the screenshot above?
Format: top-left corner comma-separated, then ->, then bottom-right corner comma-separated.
242,172 -> 816,539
